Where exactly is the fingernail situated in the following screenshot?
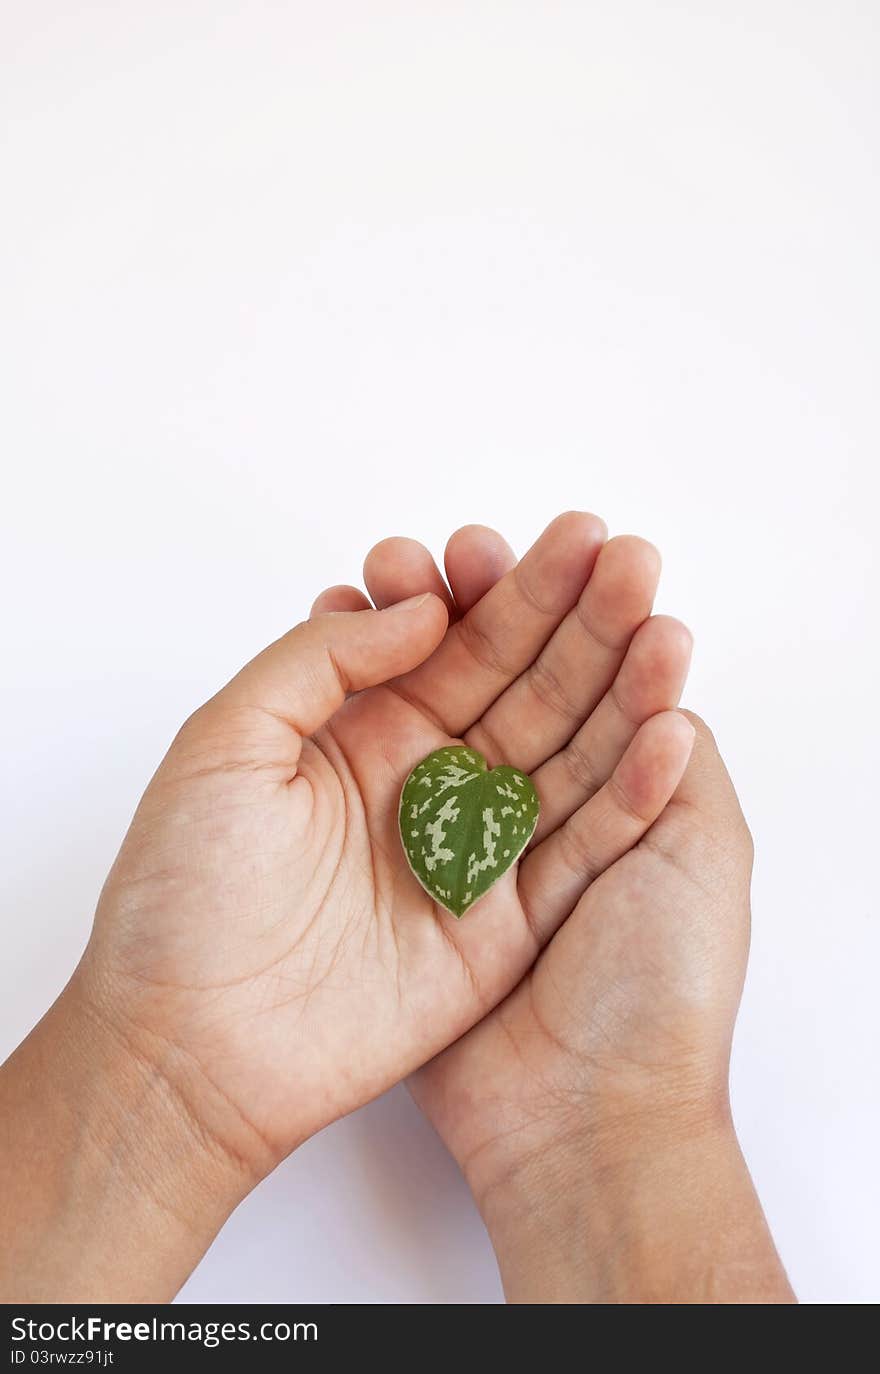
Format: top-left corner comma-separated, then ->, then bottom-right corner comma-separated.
389,592 -> 432,612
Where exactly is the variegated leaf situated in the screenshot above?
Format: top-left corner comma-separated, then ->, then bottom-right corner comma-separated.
399,745 -> 540,918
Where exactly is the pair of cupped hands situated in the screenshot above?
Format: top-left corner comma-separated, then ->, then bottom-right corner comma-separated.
77,512 -> 753,1293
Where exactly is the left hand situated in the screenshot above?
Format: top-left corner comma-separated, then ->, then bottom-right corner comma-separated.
1,515 -> 692,1301
79,515 -> 688,1181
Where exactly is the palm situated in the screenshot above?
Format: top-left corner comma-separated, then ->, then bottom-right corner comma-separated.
292,688 -> 536,1075
86,515 -> 693,1160
311,684 -> 535,981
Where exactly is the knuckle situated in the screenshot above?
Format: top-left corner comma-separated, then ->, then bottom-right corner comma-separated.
512,559 -> 556,617
559,818 -> 602,882
561,734 -> 605,798
457,612 -> 514,679
607,771 -> 651,827
528,656 -> 581,723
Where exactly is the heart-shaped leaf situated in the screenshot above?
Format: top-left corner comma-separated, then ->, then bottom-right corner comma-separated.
399,745 -> 540,918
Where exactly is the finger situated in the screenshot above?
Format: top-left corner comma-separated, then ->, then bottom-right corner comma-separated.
530,616 -> 693,842
443,524 -> 517,613
310,584 -> 373,615
466,535 -> 661,772
669,712 -> 745,815
518,710 -> 696,941
643,710 -> 754,869
215,594 -> 449,760
394,511 -> 607,736
364,537 -> 455,614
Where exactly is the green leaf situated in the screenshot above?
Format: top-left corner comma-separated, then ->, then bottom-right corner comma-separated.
398,745 -> 540,918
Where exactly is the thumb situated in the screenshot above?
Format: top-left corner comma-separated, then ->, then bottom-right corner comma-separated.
216,593 -> 448,739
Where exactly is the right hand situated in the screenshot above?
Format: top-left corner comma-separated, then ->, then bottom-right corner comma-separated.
411,711 -> 754,1203
409,715 -> 794,1302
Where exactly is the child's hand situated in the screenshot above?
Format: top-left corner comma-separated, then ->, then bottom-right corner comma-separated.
368,533 -> 792,1301
77,513 -> 691,1187
411,711 -> 750,1173
410,717 -> 792,1300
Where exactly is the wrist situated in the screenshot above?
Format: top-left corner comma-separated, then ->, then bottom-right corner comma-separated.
0,969 -> 258,1302
476,1106 -> 794,1304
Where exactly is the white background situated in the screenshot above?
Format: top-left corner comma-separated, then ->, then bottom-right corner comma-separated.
1,2 -> 878,1304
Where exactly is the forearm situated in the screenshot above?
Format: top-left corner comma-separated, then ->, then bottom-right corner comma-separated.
0,975 -> 253,1303
479,1121 -> 795,1304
